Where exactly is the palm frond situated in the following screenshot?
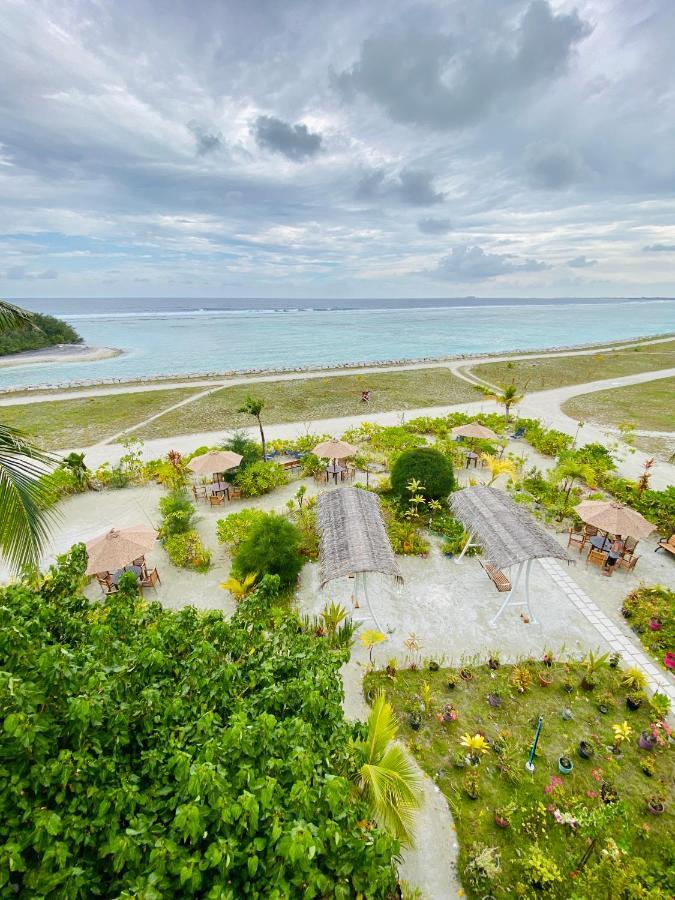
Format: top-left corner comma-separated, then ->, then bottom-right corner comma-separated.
0,300 -> 35,333
364,692 -> 398,761
0,424 -> 59,571
360,746 -> 423,844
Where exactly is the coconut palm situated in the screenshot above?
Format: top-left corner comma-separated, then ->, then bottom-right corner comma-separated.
480,453 -> 519,486
220,572 -> 257,601
550,459 -> 596,514
479,381 -> 524,421
237,396 -> 267,460
354,693 -> 423,844
0,301 -> 57,572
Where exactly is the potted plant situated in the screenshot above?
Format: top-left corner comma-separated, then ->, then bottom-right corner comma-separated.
577,740 -> 594,760
622,666 -> 648,704
463,769 -> 480,800
562,676 -> 575,694
580,673 -> 597,692
612,720 -> 633,755
581,650 -> 609,691
601,781 -> 618,804
452,750 -> 466,769
561,706 -> 574,721
649,692 -> 671,720
494,802 -> 515,829
460,732 -> 490,765
665,652 -> 675,670
428,658 -> 440,672
649,617 -> 662,631
446,672 -> 458,691
626,691 -> 645,711
409,711 -> 422,732
638,729 -> 658,751
539,671 -> 553,687
437,703 -> 458,724
647,794 -> 666,816
487,692 -> 503,708
459,667 -> 474,682
641,756 -> 656,778
558,754 -> 574,775
541,650 -> 554,668
385,658 -> 397,679
609,651 -> 621,669
597,690 -> 614,715
487,652 -> 501,670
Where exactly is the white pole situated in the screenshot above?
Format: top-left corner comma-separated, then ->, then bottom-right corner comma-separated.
455,530 -> 475,564
491,561 -> 524,625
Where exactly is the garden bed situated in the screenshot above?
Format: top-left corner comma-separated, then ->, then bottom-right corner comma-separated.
622,585 -> 675,673
365,659 -> 674,899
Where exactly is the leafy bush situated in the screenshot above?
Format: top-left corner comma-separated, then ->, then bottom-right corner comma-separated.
522,421 -> 573,457
234,460 -> 289,497
621,585 -> 674,667
231,513 -> 304,587
0,557 -> 398,896
380,500 -> 429,556
164,530 -> 212,571
560,443 -> 617,476
0,310 -> 82,356
216,508 -> 267,549
220,431 -> 262,469
158,489 -> 195,538
40,466 -> 82,500
391,447 -> 455,502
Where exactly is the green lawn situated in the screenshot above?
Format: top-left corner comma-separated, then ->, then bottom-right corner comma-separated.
562,376 -> 675,433
469,339 -> 675,392
365,661 -> 674,899
130,368 -> 477,441
0,387 -> 201,449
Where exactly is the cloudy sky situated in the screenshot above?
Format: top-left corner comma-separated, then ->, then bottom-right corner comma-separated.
1,0 -> 674,299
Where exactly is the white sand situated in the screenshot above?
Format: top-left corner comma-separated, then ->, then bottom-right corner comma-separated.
0,344 -> 122,369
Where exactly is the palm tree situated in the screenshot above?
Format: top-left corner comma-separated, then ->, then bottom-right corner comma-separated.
480,454 -> 519,486
0,300 -> 57,572
237,396 -> 267,460
551,459 -> 596,517
477,381 -> 524,421
61,451 -> 91,490
354,693 -> 423,845
220,572 -> 257,601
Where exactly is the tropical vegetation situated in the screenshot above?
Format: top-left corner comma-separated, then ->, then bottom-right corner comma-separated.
0,309 -> 81,356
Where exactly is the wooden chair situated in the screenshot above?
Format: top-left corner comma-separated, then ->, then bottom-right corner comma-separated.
655,535 -> 675,556
140,567 -> 161,590
567,528 -> 585,552
583,525 -> 598,539
208,494 -> 224,507
96,573 -> 118,595
228,487 -> 241,501
586,547 -> 607,570
192,485 -> 207,502
617,554 -> 640,573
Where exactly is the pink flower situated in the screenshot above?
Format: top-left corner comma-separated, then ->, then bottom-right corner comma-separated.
591,768 -> 604,783
587,790 -> 598,799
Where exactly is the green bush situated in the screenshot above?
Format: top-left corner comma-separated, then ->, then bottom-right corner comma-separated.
0,310 -> 82,356
621,585 -> 674,667
216,508 -> 267,549
0,555 -> 398,896
164,530 -> 212,571
602,478 -> 675,536
391,447 -> 455,502
523,421 -> 573,456
220,431 -> 262,469
232,513 -> 304,587
234,460 -> 289,497
158,489 -> 195,538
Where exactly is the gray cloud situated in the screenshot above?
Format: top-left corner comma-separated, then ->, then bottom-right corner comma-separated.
567,255 -> 597,268
357,167 -> 445,206
418,217 -> 453,234
252,115 -> 323,161
4,266 -> 58,280
187,121 -> 223,155
433,245 -> 548,281
642,243 -> 675,252
525,141 -> 588,189
336,1 -> 591,130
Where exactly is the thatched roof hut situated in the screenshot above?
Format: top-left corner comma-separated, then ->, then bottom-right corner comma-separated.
317,487 -> 403,588
450,486 -> 572,570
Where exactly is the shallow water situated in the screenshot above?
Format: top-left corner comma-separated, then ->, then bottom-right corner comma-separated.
3,297 -> 674,389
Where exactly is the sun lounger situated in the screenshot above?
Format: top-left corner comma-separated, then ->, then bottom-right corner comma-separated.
480,561 -> 512,592
510,426 -> 525,439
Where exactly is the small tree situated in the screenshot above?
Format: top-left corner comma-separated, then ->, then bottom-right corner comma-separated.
391,448 -> 454,502
477,381 -> 524,421
61,452 -> 91,490
232,513 -> 304,587
237,396 -> 267,460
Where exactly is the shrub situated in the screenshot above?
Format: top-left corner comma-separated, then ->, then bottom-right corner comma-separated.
621,585 -> 674,666
523,421 -> 573,457
235,460 -> 289,497
158,489 -> 195,538
232,513 -> 304,587
164,530 -> 212,571
40,466 -> 82,500
391,447 -> 455,502
0,557 -> 398,895
0,309 -> 82,356
220,431 -> 262,469
216,508 -> 267,549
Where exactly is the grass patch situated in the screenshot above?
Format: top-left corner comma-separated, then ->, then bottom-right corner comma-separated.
131,368 -> 477,441
562,376 -> 675,433
0,388 -> 200,449
365,660 -> 674,899
469,338 -> 675,392
621,586 -> 675,672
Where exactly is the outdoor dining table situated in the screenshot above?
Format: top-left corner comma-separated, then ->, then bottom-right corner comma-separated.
111,564 -> 143,585
206,481 -> 231,498
326,464 -> 346,484
589,535 -> 622,560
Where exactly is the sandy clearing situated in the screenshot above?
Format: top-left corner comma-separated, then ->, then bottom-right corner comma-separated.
0,344 -> 122,369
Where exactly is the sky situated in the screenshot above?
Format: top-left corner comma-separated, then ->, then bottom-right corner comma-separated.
1,0 -> 674,300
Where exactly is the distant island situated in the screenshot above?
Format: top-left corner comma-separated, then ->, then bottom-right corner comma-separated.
0,309 -> 82,357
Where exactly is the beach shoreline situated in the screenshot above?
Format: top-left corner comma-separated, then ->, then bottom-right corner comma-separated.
0,344 -> 123,370
0,331 -> 672,395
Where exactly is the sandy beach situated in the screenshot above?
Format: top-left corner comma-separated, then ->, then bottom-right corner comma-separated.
0,344 -> 122,369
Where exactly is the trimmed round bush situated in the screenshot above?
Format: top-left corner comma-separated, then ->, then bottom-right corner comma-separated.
390,447 -> 455,501
231,513 -> 304,587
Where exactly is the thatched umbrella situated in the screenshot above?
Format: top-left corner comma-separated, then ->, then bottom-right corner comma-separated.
574,500 -> 655,539
313,438 -> 358,471
187,450 -> 242,478
451,423 -> 499,441
86,525 -> 157,575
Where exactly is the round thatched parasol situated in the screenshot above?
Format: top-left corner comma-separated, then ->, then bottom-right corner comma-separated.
85,525 -> 157,575
451,423 -> 500,441
187,450 -> 242,475
313,438 -> 358,460
574,500 -> 655,539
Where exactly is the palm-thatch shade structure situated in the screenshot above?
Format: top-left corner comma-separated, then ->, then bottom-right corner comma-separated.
451,423 -> 499,441
317,487 -> 402,629
450,486 -> 572,625
85,525 -> 157,576
187,450 -> 242,476
313,438 -> 358,460
574,500 -> 655,539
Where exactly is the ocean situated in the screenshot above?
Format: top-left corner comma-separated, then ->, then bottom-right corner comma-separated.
3,297 -> 674,390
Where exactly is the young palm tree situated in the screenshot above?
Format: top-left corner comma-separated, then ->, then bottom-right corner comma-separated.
476,381 -> 524,421
61,451 -> 91,490
0,300 -> 57,571
220,572 -> 257,601
354,693 -> 423,845
237,396 -> 267,460
480,453 -> 519,486
551,459 -> 596,516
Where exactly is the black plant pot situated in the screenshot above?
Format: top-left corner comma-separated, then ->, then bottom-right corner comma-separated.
626,696 -> 642,711
410,717 -> 421,732
598,704 -> 609,714
487,693 -> 503,708
578,741 -> 594,760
